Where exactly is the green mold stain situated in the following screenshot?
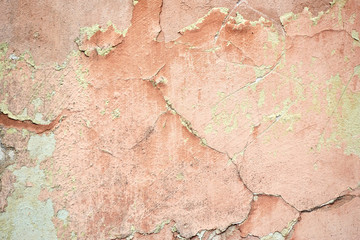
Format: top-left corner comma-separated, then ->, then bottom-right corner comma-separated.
27,133 -> 56,163
0,165 -> 57,240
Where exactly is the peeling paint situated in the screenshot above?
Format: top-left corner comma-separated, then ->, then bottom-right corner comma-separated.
180,8 -> 228,33
1,0 -> 359,239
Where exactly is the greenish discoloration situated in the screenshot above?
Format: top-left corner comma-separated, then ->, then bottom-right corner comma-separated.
231,13 -> 246,25
310,10 -> 325,25
254,65 -> 272,78
322,67 -> 360,156
337,66 -> 360,156
265,97 -> 301,132
95,46 -> 113,56
329,0 -> 347,26
249,16 -> 267,26
0,166 -> 57,240
0,103 -> 43,125
106,20 -> 129,37
280,12 -> 298,25
155,76 -> 168,85
75,60 -> 89,88
351,30 -> 359,41
349,13 -> 356,24
6,128 -> 18,134
111,108 -> 121,119
258,90 -> 265,107
77,22 -> 128,43
0,43 -> 53,125
204,46 -> 221,53
267,28 -> 280,48
180,8 -> 229,33
75,21 -> 129,56
153,220 -> 170,234
326,74 -> 342,115
176,172 -> 184,180
209,94 -> 241,135
353,39 -> 360,48
27,133 -> 56,163
78,24 -> 101,42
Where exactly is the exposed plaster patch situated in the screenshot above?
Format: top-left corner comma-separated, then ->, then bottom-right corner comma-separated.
0,166 -> 57,239
27,133 -> 56,163
260,232 -> 284,240
76,21 -> 129,57
57,209 -> 69,225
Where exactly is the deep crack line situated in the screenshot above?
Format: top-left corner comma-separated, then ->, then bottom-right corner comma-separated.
164,98 -> 230,158
0,109 -> 70,134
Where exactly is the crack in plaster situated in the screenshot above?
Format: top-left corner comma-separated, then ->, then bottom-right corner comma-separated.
155,0 -> 164,41
2,0 -> 358,238
289,29 -> 359,42
0,109 -> 71,134
214,0 -> 244,43
162,192 -> 358,240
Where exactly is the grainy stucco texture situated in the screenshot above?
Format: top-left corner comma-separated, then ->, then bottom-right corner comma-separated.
0,0 -> 359,239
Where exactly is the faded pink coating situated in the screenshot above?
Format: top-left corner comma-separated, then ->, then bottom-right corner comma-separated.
0,0 -> 359,239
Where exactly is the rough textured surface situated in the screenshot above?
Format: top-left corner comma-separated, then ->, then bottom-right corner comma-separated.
238,196 -> 299,238
0,0 -> 359,239
290,196 -> 360,240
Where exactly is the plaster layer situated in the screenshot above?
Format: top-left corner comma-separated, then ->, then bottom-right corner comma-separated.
0,0 -> 359,239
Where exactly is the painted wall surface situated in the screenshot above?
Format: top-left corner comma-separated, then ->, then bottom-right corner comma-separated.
0,0 -> 359,239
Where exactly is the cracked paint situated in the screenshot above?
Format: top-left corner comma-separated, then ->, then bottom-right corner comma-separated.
0,0 -> 359,239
